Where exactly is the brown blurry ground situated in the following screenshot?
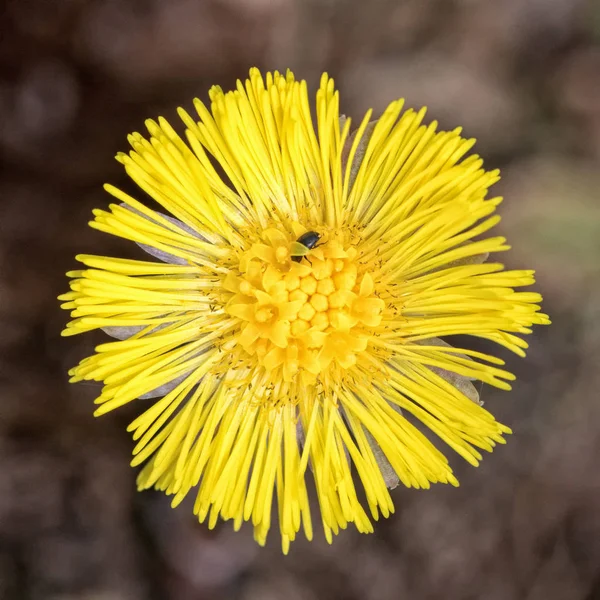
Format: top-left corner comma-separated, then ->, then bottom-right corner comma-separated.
1,0 -> 600,598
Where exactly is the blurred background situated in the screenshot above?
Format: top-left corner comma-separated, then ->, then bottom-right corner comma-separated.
1,0 -> 600,598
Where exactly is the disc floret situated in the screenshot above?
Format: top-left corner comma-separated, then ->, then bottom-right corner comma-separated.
223,227 -> 386,386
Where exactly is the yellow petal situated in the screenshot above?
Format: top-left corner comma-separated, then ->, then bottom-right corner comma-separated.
263,346 -> 284,371
222,272 -> 240,293
311,247 -> 325,261
337,351 -> 357,369
263,228 -> 288,246
329,310 -> 357,331
227,303 -> 256,321
348,334 -> 368,353
353,297 -> 385,314
251,244 -> 275,263
254,290 -> 273,306
263,265 -> 282,292
299,348 -> 320,375
291,262 -> 312,277
358,312 -> 383,327
279,301 -> 304,321
301,329 -> 327,348
238,322 -> 260,347
323,243 -> 347,259
269,321 -> 290,348
359,273 -> 374,297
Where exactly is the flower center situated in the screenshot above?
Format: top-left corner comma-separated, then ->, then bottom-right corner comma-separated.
223,228 -> 386,383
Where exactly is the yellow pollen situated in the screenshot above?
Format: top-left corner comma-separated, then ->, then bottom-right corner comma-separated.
298,302 -> 316,321
310,293 -> 328,312
300,276 -> 317,295
289,289 -> 308,303
317,278 -> 335,296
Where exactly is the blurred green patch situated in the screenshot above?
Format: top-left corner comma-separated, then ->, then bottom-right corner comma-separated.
523,214 -> 600,268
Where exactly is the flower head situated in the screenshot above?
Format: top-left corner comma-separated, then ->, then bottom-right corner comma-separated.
60,68 -> 549,552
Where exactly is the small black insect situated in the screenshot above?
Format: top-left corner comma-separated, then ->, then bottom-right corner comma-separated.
291,231 -> 321,262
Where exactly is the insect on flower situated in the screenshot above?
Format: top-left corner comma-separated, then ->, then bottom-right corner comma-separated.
291,231 -> 321,262
59,68 -> 550,553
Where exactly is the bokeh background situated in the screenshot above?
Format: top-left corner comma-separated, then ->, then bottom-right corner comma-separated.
1,0 -> 600,598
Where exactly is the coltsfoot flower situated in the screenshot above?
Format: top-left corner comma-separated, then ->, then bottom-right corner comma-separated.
59,68 -> 549,552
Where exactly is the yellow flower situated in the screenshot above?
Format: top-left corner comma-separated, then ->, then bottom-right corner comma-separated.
59,68 -> 550,553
